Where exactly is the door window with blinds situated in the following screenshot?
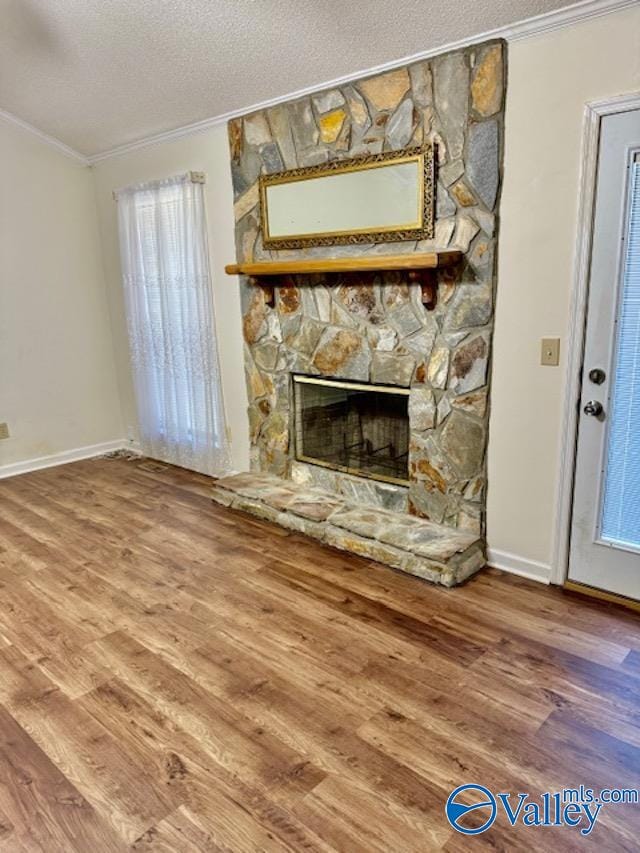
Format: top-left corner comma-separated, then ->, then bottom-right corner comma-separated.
116,172 -> 230,476
600,152 -> 640,551
568,107 -> 640,599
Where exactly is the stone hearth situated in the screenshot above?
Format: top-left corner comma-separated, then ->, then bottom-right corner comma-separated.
212,472 -> 485,586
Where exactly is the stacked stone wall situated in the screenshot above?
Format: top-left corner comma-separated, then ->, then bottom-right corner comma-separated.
228,41 -> 506,533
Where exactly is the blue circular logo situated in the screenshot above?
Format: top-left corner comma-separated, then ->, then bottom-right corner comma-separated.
446,784 -> 497,835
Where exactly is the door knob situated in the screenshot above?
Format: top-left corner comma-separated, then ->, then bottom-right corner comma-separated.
584,400 -> 604,417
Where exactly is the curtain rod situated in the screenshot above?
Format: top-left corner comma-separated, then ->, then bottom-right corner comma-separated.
112,171 -> 205,201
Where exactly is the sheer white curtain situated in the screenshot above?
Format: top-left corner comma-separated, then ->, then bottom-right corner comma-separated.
117,173 -> 231,476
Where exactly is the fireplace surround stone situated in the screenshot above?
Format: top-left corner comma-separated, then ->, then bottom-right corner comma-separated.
221,40 -> 506,584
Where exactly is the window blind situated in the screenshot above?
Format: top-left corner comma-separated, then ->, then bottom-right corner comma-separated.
601,156 -> 640,549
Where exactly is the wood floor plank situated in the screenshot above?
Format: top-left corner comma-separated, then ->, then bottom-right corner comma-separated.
469,636 -> 640,736
262,557 -> 488,667
169,633 -> 462,842
0,646 -> 178,845
92,630 -> 327,805
130,807 -> 227,853
293,772 -> 450,852
0,455 -> 639,851
80,678 -> 332,852
0,703 -> 126,852
435,589 -> 629,666
359,707 -> 638,852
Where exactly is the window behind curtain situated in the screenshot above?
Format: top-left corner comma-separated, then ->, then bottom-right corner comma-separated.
116,173 -> 230,476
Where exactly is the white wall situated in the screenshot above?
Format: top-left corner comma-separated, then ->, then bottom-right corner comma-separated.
0,119 -> 123,472
90,3 -> 640,582
91,129 -> 249,474
487,3 -> 640,581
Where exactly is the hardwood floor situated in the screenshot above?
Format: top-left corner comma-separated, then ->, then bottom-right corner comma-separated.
0,456 -> 639,851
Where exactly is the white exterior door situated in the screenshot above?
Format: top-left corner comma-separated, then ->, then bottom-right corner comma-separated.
568,108 -> 640,599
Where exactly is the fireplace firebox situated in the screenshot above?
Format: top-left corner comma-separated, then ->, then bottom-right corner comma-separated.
293,375 -> 410,485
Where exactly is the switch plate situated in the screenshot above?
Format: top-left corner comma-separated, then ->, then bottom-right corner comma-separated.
541,338 -> 560,366
0,423 -> 9,440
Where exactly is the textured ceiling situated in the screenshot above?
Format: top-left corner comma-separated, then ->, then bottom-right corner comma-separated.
1,0 -> 580,156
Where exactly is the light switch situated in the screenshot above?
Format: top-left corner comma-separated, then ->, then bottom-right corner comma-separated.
0,423 -> 9,440
541,338 -> 560,366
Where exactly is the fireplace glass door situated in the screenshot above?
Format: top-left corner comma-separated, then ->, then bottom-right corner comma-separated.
293,375 -> 410,485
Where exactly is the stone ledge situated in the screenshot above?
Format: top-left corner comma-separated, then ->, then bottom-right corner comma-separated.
211,472 -> 485,587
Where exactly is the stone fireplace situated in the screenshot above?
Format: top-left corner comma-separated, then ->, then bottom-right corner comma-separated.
213,39 -> 506,585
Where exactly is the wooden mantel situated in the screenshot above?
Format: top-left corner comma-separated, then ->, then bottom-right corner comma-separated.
224,251 -> 462,309
224,250 -> 462,277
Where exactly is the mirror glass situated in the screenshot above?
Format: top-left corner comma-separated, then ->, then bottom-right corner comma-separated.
260,149 -> 432,249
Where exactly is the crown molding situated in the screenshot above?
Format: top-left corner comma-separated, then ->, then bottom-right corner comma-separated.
505,0 -> 638,39
87,0 -> 638,164
0,108 -> 89,165
2,0 -> 636,166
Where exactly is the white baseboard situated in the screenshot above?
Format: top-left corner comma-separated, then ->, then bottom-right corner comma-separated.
487,547 -> 551,584
0,440 -> 137,480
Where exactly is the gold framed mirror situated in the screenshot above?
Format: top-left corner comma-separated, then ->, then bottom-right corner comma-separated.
259,146 -> 434,250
